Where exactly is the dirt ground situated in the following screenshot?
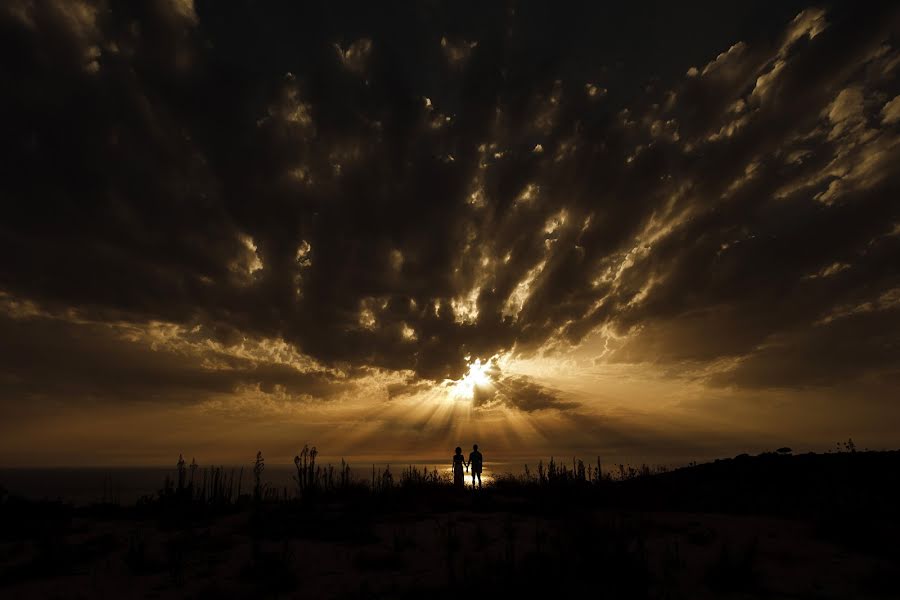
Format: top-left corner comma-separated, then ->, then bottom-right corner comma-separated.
1,505 -> 896,599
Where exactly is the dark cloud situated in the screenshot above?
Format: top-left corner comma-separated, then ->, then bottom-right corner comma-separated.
710,302 -> 900,388
0,306 -> 348,404
0,0 -> 898,397
386,380 -> 431,400
473,374 -> 577,413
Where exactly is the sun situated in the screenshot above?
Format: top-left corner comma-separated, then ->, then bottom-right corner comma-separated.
450,357 -> 493,400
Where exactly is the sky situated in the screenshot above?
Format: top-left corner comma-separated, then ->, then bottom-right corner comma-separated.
1,1 -> 899,468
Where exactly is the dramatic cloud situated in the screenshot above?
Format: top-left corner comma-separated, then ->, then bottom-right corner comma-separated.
474,374 -> 577,413
1,1 -> 898,463
0,293 -> 350,405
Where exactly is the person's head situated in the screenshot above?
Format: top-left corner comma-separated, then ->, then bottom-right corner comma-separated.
455,446 -> 461,455
473,444 -> 479,451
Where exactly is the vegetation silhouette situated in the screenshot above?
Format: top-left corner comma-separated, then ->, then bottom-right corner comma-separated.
0,445 -> 898,598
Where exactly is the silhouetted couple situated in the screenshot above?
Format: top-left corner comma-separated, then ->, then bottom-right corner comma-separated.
453,444 -> 483,489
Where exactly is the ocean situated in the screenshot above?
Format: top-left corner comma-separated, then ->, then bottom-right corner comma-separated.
0,461 -> 518,505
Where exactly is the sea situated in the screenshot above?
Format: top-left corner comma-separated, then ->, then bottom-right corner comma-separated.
0,461 -> 524,505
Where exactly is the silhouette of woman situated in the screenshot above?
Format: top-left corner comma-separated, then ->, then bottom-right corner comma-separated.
452,447 -> 465,488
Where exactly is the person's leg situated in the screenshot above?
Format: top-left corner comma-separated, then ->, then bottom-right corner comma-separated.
476,472 -> 482,489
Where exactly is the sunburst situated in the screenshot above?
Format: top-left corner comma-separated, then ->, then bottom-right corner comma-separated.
451,357 -> 493,400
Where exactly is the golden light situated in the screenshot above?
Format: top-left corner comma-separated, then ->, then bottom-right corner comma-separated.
451,357 -> 493,400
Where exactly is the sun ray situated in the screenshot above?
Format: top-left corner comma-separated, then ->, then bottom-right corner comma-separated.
450,357 -> 494,400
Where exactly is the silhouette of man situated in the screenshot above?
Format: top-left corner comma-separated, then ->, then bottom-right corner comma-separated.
468,444 -> 483,489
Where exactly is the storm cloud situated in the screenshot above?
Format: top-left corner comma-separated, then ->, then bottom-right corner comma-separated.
1,0 -> 898,411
